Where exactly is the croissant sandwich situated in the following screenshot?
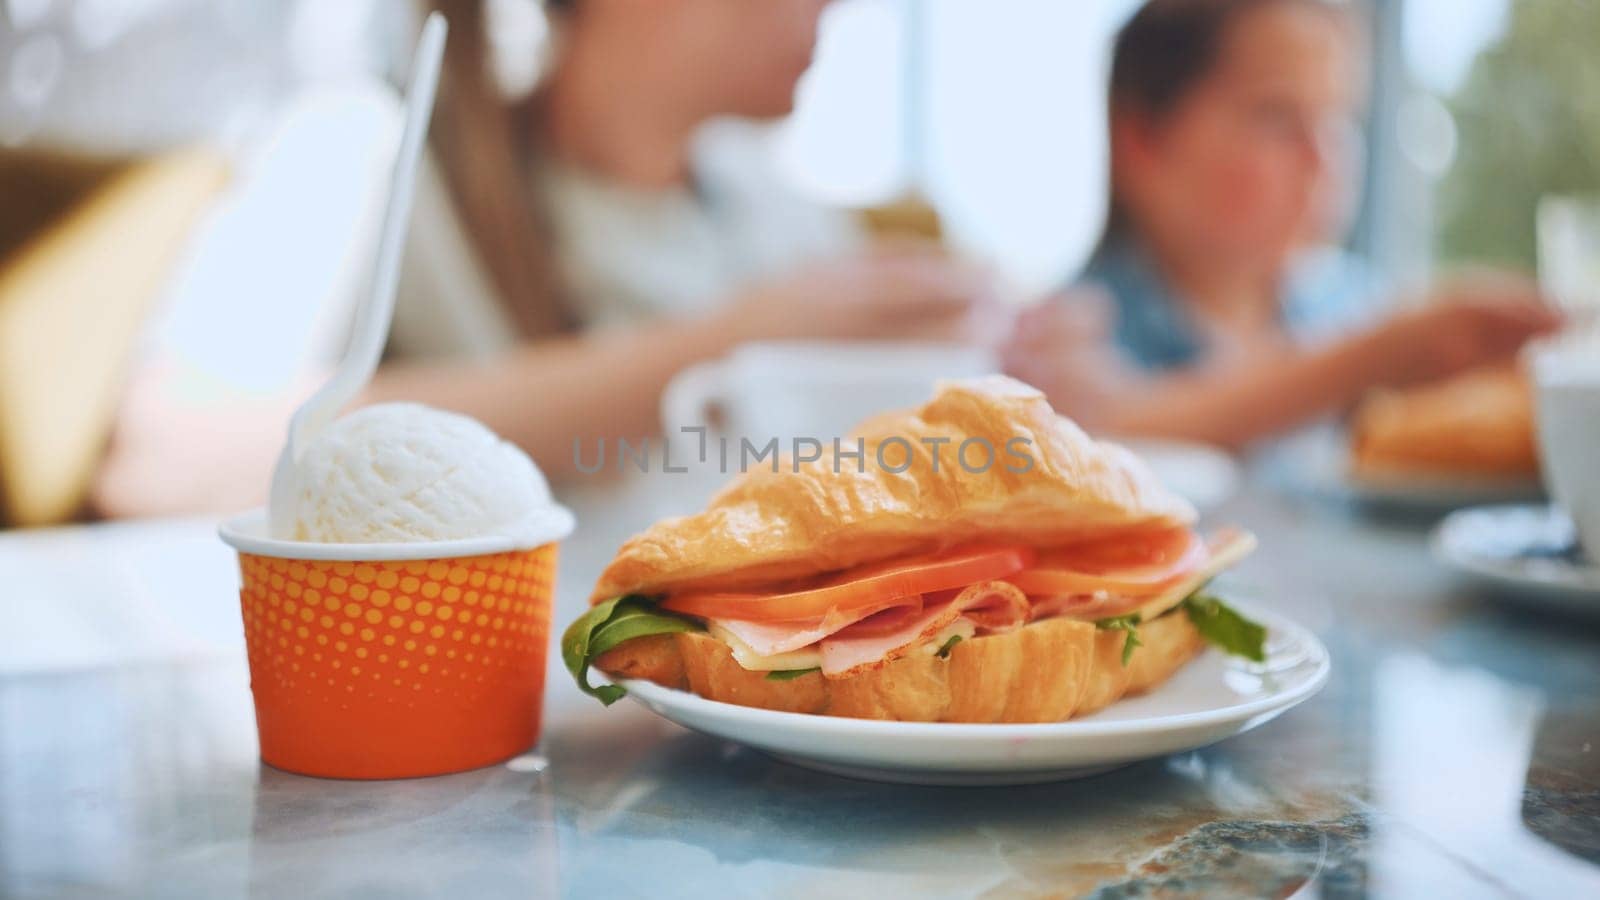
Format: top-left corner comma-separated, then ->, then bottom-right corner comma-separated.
563,376 -> 1266,723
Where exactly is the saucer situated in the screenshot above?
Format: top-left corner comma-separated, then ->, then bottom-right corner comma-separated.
1432,505 -> 1600,611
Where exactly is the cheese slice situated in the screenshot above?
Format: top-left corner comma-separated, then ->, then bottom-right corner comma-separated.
707,615 -> 982,674
707,622 -> 823,671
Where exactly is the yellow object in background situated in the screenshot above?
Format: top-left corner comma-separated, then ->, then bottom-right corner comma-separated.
0,147 -> 229,527
858,190 -> 944,244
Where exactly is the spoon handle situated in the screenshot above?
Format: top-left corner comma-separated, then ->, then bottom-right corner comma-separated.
287,12 -> 448,457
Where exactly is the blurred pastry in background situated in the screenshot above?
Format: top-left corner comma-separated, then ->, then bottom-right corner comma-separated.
1349,365 -> 1538,481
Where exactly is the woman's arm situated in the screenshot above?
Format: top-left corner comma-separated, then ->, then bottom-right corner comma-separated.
363,313 -> 746,479
93,251 -> 991,517
368,250 -> 991,477
93,314 -> 744,517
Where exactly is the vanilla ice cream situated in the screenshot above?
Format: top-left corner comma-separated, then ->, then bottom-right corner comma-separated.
269,403 -> 571,544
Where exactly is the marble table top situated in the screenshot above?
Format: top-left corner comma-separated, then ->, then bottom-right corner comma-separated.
2,477 -> 1597,898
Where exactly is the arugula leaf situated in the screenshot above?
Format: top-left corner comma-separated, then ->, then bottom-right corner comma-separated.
764,667 -> 820,681
561,596 -> 700,705
935,634 -> 963,659
561,598 -> 624,703
1183,593 -> 1266,662
1095,613 -> 1143,666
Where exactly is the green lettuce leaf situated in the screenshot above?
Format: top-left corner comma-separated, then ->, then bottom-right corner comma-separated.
764,667 -> 820,681
935,634 -> 963,659
1094,612 -> 1143,665
561,596 -> 700,705
1183,593 -> 1267,662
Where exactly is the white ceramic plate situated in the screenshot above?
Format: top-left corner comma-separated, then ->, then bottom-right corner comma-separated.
616,604 -> 1329,785
1433,504 -> 1600,614
1116,438 -> 1241,512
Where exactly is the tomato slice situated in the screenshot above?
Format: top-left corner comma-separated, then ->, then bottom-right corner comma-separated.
661,545 -> 1036,623
1007,528 -> 1205,598
1043,526 -> 1197,573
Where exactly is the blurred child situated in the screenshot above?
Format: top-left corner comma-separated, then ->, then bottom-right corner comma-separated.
1008,0 -> 1560,448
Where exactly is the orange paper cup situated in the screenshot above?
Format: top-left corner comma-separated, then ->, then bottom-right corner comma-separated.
220,509 -> 573,779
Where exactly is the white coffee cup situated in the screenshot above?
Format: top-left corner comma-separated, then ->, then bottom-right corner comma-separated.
662,340 -> 998,460
1531,340 -> 1600,559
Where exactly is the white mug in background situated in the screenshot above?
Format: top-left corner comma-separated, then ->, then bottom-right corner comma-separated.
1530,341 -> 1600,559
661,340 -> 999,464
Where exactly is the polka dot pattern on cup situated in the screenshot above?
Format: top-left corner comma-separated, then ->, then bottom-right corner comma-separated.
239,546 -> 556,710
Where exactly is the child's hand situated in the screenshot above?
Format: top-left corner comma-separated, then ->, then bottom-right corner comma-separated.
1366,277 -> 1563,384
1000,288 -> 1138,427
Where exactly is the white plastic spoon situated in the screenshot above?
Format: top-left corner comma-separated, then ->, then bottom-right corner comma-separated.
269,12 -> 448,537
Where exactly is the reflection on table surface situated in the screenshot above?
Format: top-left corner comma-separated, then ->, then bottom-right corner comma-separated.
3,474 -> 1598,898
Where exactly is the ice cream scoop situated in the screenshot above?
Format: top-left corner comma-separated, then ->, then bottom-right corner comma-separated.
268,402 -> 571,544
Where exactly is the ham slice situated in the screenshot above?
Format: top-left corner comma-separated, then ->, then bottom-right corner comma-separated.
824,601 -> 933,639
702,529 -> 1254,677
818,581 -> 1030,678
710,595 -> 923,657
1029,591 -> 1136,622
929,583 -> 1031,633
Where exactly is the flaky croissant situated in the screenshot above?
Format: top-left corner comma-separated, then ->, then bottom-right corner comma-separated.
590,375 -> 1196,603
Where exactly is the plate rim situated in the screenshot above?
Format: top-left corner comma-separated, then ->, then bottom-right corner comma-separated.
1432,503 -> 1600,594
1341,470 -> 1545,506
617,602 -> 1331,740
217,506 -> 575,560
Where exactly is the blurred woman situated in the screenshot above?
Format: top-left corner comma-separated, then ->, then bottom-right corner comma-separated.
1008,0 -> 1560,448
95,0 -> 998,516
379,0 -> 999,460
420,0 -> 997,333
